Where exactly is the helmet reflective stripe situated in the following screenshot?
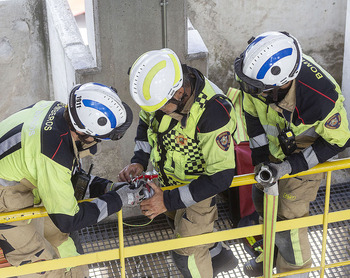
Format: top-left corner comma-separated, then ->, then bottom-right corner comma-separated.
169,54 -> 182,86
143,60 -> 166,100
140,98 -> 168,112
82,99 -> 117,128
246,35 -> 266,52
257,48 -> 293,79
92,82 -> 110,88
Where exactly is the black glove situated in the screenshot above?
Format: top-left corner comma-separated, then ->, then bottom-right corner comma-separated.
89,176 -> 112,197
254,161 -> 292,188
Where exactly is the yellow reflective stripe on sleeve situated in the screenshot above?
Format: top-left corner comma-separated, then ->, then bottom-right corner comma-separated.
188,254 -> 201,277
290,228 -> 304,266
169,54 -> 181,85
143,60 -> 166,100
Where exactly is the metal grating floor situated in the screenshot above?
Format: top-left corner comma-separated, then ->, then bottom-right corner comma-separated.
78,183 -> 350,278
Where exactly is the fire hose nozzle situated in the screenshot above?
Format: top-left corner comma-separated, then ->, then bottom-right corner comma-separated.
256,165 -> 274,184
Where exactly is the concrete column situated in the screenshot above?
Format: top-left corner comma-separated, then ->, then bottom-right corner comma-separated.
342,0 -> 350,110
0,0 -> 50,121
79,0 -> 187,178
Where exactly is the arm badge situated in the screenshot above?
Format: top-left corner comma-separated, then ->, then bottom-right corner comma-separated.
216,131 -> 231,151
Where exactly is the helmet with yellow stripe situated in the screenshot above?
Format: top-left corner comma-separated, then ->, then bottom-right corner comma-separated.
129,48 -> 183,112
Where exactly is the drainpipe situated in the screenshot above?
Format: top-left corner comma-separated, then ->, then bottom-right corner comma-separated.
160,0 -> 168,48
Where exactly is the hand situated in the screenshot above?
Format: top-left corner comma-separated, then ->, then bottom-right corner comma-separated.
140,182 -> 166,219
118,163 -> 144,182
254,161 -> 292,188
109,182 -> 143,207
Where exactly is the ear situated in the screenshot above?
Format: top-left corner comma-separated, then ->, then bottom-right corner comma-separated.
174,87 -> 185,99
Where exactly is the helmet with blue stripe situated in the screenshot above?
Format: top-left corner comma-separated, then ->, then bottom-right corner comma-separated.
234,31 -> 302,95
68,82 -> 133,140
129,48 -> 183,112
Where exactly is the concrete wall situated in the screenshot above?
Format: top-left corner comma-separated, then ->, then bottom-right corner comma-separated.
44,0 -> 207,187
0,0 -> 50,121
187,0 -> 350,184
187,0 -> 347,93
46,0 -> 96,103
78,0 -> 190,180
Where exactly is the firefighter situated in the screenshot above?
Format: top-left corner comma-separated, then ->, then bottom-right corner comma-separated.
118,48 -> 238,277
0,82 -> 142,277
234,31 -> 350,277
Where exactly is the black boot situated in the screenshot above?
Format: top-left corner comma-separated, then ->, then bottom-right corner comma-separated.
171,251 -> 193,278
243,240 -> 277,277
211,242 -> 238,276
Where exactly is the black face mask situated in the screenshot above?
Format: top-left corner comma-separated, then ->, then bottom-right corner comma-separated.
264,82 -> 292,103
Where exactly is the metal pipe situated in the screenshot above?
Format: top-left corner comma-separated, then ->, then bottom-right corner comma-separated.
160,0 -> 168,48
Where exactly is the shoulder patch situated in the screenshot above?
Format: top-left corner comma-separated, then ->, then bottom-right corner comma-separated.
325,113 -> 341,129
216,131 -> 231,151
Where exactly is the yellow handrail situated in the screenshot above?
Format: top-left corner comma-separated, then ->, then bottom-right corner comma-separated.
0,158 -> 349,277
320,171 -> 332,277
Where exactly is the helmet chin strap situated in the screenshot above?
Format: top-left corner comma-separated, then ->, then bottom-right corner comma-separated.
176,92 -> 189,112
176,80 -> 195,113
165,91 -> 189,113
272,87 -> 279,102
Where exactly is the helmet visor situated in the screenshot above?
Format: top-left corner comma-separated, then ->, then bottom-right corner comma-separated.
234,53 -> 276,95
95,130 -> 126,141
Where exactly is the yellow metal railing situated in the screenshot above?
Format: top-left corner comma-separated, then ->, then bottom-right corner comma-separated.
0,158 -> 350,277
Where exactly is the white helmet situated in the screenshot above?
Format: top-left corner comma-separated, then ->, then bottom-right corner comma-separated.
129,48 -> 183,112
68,82 -> 133,140
234,31 -> 302,95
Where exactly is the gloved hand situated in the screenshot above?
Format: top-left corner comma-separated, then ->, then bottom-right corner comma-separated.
108,182 -> 144,207
254,160 -> 292,188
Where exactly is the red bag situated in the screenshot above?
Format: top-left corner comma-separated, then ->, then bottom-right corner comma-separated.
234,141 -> 255,218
